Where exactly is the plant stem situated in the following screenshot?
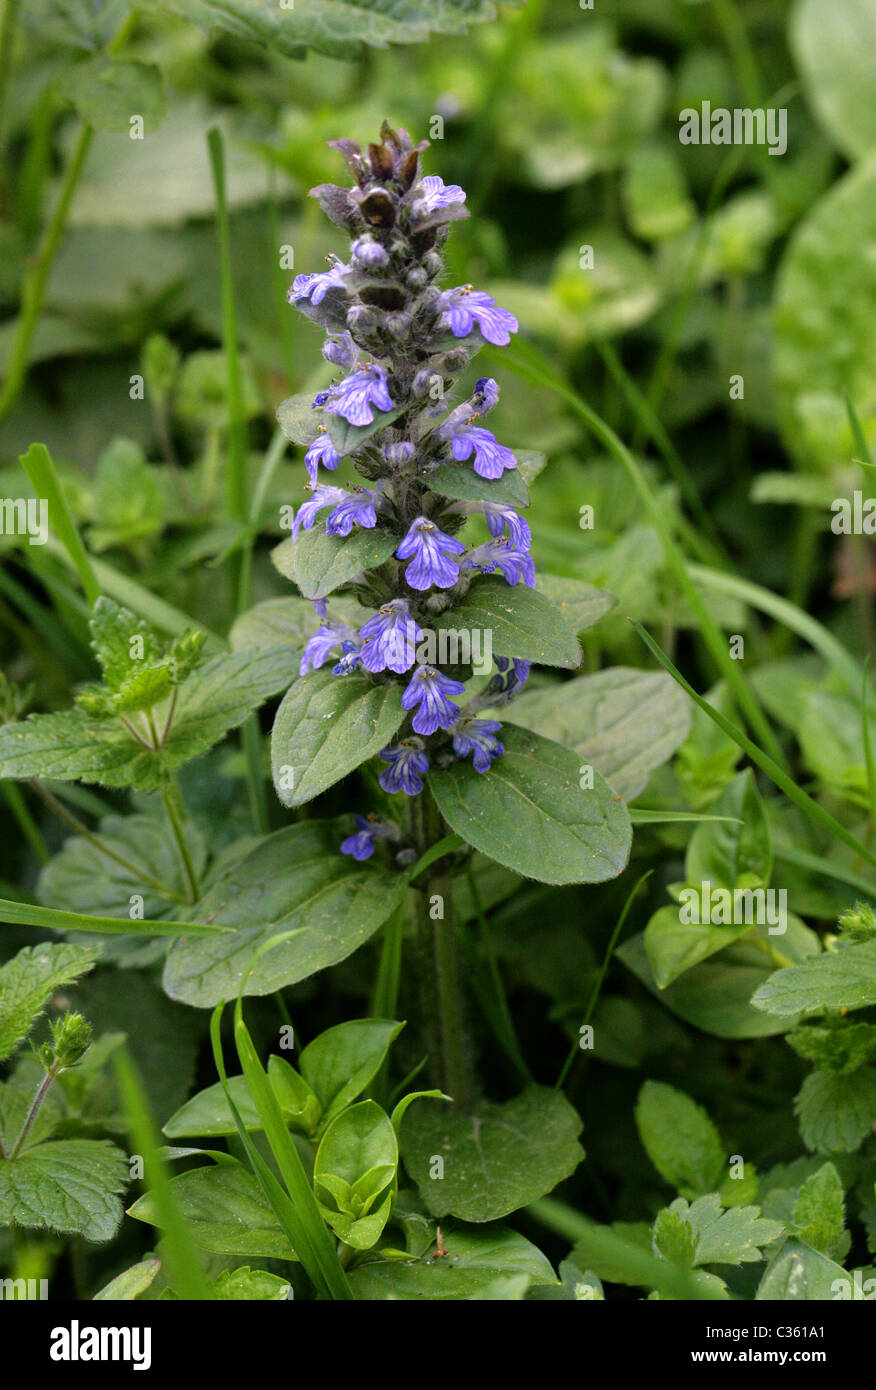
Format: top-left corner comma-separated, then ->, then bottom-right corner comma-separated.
1,781 -> 49,863
0,0 -> 22,171
10,1066 -> 57,1159
161,778 -> 200,904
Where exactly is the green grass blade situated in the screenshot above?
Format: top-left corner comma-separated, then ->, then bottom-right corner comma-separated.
20,444 -> 99,606
773,843 -> 876,901
113,1046 -> 212,1301
863,660 -> 876,835
0,898 -> 227,937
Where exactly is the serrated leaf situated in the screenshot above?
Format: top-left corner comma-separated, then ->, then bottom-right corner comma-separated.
163,821 -> 410,1007
128,1161 -> 296,1259
503,667 -> 690,800
272,527 -> 398,601
794,1069 -> 876,1153
635,1082 -> 725,1198
59,56 -> 167,133
430,726 -> 631,886
793,1163 -> 847,1255
0,1139 -> 127,1241
752,940 -> 876,1018
664,1194 -> 783,1267
400,1086 -> 584,1223
348,1227 -> 557,1300
0,942 -> 100,1063
434,576 -> 581,670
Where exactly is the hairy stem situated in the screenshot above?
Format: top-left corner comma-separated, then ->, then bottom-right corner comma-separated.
10,1066 -> 57,1160
161,777 -> 200,905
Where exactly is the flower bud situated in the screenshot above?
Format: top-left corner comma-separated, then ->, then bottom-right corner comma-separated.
406,267 -> 428,291
351,237 -> 389,270
48,1012 -> 92,1070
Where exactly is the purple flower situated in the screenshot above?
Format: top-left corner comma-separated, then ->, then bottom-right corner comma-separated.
323,331 -> 357,369
473,377 -> 500,412
291,484 -> 347,540
383,441 -> 414,468
442,419 -> 516,480
333,640 -> 363,675
481,502 -> 531,550
437,286 -> 518,346
312,598 -> 328,621
341,814 -> 393,861
290,259 -> 350,306
461,538 -> 535,587
490,655 -> 532,701
312,390 -> 330,407
300,622 -> 357,676
326,487 -> 379,537
304,430 -> 341,482
396,516 -> 466,590
402,665 -> 465,735
451,716 -> 504,772
360,599 -> 423,674
412,175 -> 467,217
326,364 -> 394,426
351,237 -> 389,269
379,739 -> 430,795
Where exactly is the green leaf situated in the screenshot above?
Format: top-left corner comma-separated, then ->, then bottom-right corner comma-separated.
430,726 -> 631,887
793,1163 -> 847,1255
270,668 -> 404,808
145,0 -> 507,60
128,1161 -> 296,1259
272,528 -> 398,601
794,1069 -> 876,1153
276,393 -> 326,446
325,403 -> 407,456
434,576 -> 587,670
534,573 -> 618,634
0,943 -> 99,1063
0,1139 -> 127,1241
163,822 -> 410,1006
503,667 -> 690,800
348,1226 -> 557,1301
685,770 -> 772,889
163,1074 -> 298,1139
230,595 -> 366,654
791,0 -> 876,161
635,1082 -> 725,1199
299,1019 -> 404,1125
210,1267 -> 291,1301
89,438 -> 165,552
93,1256 -> 161,1300
752,940 -> 876,1018
756,1237 -> 848,1301
661,1195 -> 783,1267
59,57 -> 167,133
427,461 -> 530,509
644,904 -> 751,990
797,690 -> 875,796
314,1101 -> 397,1248
399,1086 -> 584,1223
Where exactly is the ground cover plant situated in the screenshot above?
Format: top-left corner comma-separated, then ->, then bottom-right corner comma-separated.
1,0 -> 876,1308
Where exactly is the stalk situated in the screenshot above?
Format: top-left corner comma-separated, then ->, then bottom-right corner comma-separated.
161,777 -> 201,904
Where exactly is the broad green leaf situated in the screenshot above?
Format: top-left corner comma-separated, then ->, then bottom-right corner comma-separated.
791,0 -> 876,161
535,573 -> 617,634
299,1019 -> 403,1124
59,57 -> 167,133
752,940 -> 876,1018
0,943 -> 99,1063
230,595 -> 366,654
272,528 -> 398,601
276,393 -> 326,446
426,461 -> 530,509
314,1101 -> 397,1248
145,0 -> 508,60
661,1195 -> 783,1267
685,770 -> 772,889
797,690 -> 874,796
348,1227 -> 557,1300
430,726 -> 631,886
434,577 -> 582,669
94,1257 -> 161,1300
794,1069 -> 876,1153
164,1075 -> 280,1138
0,1139 -> 127,1241
773,155 -> 876,471
623,142 -> 694,241
635,1082 -> 724,1199
400,1086 -> 584,1222
793,1163 -> 847,1255
22,0 -> 128,50
163,822 -> 410,1006
644,903 -> 771,990
210,1268 -> 291,1301
756,1237 -> 848,1301
503,667 -> 690,800
271,668 -> 404,807
128,1161 -> 296,1259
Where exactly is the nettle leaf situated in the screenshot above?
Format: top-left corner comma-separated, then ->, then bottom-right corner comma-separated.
435,576 -> 581,670
128,1161 -> 296,1259
685,769 -> 772,889
163,821 -> 410,1007
0,943 -> 100,1063
271,668 -> 405,808
230,595 -> 367,654
348,1226 -> 557,1301
660,1195 -> 783,1267
427,461 -> 530,509
272,528 -> 398,601
400,1086 -> 584,1222
0,1139 -> 127,1241
503,667 -> 690,801
752,940 -> 876,1018
59,57 -> 167,133
147,0 -> 507,61
299,1019 -> 404,1124
794,1069 -> 876,1154
756,1237 -> 848,1301
635,1082 -> 725,1199
430,726 -> 631,886
0,647 -> 296,792
792,1163 -> 847,1256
